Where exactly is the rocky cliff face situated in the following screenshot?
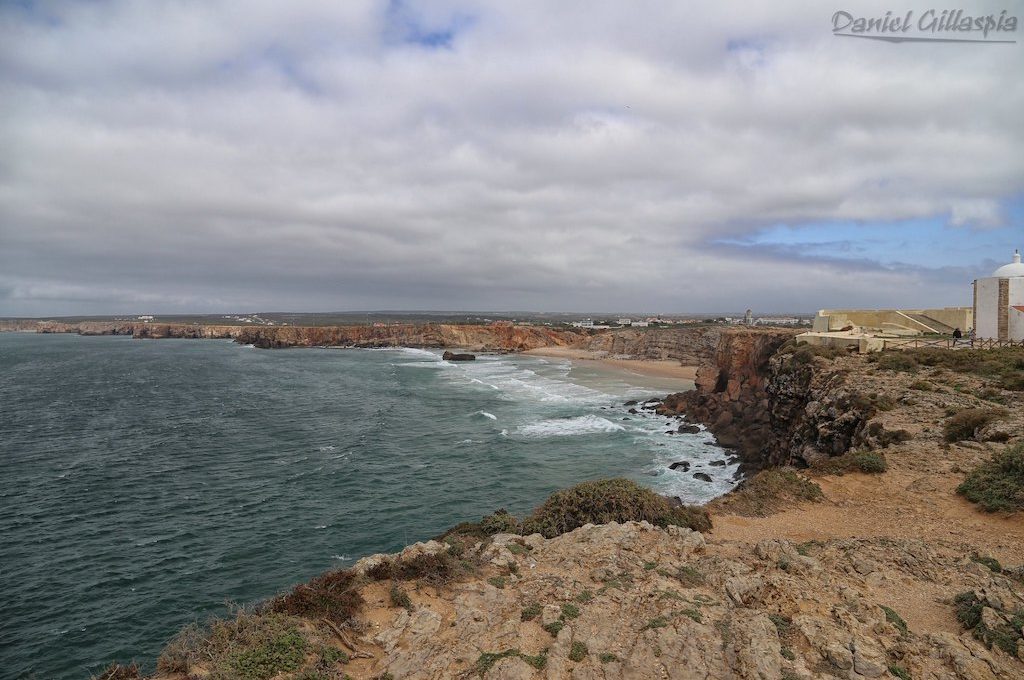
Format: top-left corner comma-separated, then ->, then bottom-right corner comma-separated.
663,329 -> 891,468
1,320 -> 587,352
147,521 -> 1024,680
577,327 -> 723,364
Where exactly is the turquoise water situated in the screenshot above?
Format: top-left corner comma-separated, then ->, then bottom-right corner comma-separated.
0,333 -> 736,678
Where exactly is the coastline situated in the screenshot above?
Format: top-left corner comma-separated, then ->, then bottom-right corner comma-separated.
521,346 -> 699,381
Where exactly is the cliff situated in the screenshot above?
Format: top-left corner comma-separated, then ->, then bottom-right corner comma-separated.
575,326 -> 723,365
1,320 -> 729,363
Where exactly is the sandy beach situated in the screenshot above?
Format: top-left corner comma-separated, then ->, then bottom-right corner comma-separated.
522,346 -> 698,381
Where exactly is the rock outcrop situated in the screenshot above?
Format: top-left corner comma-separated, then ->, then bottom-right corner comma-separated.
152,521 -> 1024,680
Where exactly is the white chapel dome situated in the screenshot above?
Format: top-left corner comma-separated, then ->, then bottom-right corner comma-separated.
992,249 -> 1024,277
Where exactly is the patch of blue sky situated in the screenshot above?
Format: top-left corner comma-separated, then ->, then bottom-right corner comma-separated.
385,0 -> 475,49
718,195 -> 1023,269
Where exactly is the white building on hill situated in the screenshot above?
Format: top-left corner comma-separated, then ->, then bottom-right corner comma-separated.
974,249 -> 1024,341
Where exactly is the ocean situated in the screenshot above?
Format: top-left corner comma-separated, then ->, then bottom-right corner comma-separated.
0,333 -> 737,678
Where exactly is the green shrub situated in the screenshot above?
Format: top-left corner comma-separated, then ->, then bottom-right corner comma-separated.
368,551 -> 465,586
873,352 -> 918,372
389,584 -> 413,612
888,664 -> 911,680
851,451 -> 888,473
780,647 -> 795,661
956,443 -> 1024,512
599,653 -> 619,663
487,576 -> 506,589
569,641 -> 588,662
520,478 -> 711,538
543,621 -> 564,636
561,603 -> 580,619
944,408 -> 1004,443
672,565 -> 705,587
970,554 -> 1002,573
476,649 -> 546,675
954,591 -> 984,629
880,605 -> 908,635
480,509 -> 522,535
641,616 -> 669,631
575,589 -> 593,603
521,602 -> 541,621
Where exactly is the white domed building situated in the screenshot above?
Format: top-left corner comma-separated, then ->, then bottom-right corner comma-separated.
973,249 -> 1024,341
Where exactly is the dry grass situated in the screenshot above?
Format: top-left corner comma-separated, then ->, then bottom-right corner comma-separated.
270,568 -> 364,625
708,468 -> 823,517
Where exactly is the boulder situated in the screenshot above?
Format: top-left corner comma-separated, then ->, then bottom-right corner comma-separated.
442,351 -> 476,361
694,472 -> 713,482
669,461 -> 691,472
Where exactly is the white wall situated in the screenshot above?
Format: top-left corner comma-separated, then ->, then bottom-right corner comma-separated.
1010,278 -> 1024,341
975,278 -> 1001,340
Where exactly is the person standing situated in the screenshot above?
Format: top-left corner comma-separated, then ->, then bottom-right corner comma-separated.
952,327 -> 962,346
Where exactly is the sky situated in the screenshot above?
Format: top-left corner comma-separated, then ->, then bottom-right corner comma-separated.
1,1 -> 1022,316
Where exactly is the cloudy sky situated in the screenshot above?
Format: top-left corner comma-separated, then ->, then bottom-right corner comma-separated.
1,1 -> 1022,316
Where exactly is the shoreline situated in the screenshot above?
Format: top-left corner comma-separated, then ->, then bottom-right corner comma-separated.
521,346 -> 698,381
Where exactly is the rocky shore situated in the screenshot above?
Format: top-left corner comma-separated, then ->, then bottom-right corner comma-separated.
80,328 -> 1024,679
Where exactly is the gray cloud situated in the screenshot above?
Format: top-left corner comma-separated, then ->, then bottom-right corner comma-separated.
1,0 -> 1022,316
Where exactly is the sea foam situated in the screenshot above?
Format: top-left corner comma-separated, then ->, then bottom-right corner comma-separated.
515,414 -> 625,438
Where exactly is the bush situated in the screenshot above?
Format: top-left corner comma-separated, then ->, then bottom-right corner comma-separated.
872,352 -> 918,372
389,584 -> 413,612
956,443 -> 1024,512
368,551 -> 465,586
851,451 -> 888,473
91,663 -> 142,680
943,408 -> 1004,443
708,469 -> 823,517
270,569 -> 363,625
521,602 -> 541,621
519,478 -> 711,538
569,641 -> 589,662
161,611 -> 310,680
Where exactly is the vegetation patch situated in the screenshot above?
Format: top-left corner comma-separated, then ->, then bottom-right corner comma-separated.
879,605 -> 908,636
956,443 -> 1024,512
813,450 -> 888,475
670,565 -> 706,587
270,569 -> 363,625
389,584 -> 413,612
159,611 -> 313,680
519,478 -> 711,538
944,408 -> 1006,443
474,649 -> 547,676
869,352 -> 919,373
487,576 -> 506,589
888,664 -> 912,680
561,603 -> 580,619
575,589 -> 593,603
367,550 -> 469,587
521,602 -> 542,621
599,653 -> 619,663
970,553 -> 1003,573
92,663 -> 142,680
543,621 -> 564,637
641,616 -> 669,631
900,347 -> 1024,389
954,591 -> 1023,657
708,468 -> 823,517
569,641 -> 589,662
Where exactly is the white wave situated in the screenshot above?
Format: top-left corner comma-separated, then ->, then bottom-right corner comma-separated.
318,445 -> 337,452
332,554 -> 352,562
456,439 -> 481,445
472,410 -> 497,420
515,414 -> 625,438
314,524 -> 328,529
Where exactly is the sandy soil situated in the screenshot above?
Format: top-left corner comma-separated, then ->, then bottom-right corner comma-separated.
522,346 -> 698,380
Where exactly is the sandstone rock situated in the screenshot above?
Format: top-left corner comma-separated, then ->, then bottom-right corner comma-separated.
669,461 -> 690,472
693,472 -> 713,482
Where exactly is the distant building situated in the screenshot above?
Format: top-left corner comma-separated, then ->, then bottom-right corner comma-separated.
974,248 -> 1024,341
632,321 -> 649,327
617,318 -> 631,325
137,315 -> 154,321
571,319 -> 594,328
744,309 -> 753,326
